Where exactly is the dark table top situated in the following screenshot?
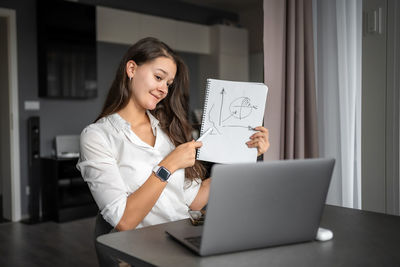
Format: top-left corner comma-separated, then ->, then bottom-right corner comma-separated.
97,205 -> 400,267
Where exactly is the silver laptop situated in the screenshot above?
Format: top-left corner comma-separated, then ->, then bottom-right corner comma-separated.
166,158 -> 335,256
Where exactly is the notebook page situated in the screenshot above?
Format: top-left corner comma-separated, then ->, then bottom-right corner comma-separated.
197,79 -> 268,164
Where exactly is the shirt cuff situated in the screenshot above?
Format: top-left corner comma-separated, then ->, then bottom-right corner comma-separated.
184,178 -> 202,207
100,195 -> 127,228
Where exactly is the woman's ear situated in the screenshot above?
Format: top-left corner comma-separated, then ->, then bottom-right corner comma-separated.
126,60 -> 137,79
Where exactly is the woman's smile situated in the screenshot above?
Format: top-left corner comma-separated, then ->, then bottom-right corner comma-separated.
150,91 -> 162,101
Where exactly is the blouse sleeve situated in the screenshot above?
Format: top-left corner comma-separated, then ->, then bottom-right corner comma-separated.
183,178 -> 202,207
76,127 -> 127,227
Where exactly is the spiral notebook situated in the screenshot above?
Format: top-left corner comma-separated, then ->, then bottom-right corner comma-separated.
196,79 -> 268,164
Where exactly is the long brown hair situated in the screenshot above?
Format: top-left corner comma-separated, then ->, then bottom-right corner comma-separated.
96,37 -> 206,180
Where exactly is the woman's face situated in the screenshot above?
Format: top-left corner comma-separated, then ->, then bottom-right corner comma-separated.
128,56 -> 177,111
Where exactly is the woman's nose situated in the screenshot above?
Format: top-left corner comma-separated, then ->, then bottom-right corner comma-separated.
159,83 -> 168,95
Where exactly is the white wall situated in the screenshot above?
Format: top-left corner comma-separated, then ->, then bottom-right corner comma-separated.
0,17 -> 6,196
96,7 -> 211,55
362,0 -> 400,215
210,25 -> 249,82
385,0 -> 400,215
362,0 -> 387,213
0,16 -> 11,218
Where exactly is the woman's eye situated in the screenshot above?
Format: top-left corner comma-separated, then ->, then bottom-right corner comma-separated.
155,75 -> 162,81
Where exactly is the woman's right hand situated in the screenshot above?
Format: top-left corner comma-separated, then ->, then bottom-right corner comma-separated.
160,140 -> 203,173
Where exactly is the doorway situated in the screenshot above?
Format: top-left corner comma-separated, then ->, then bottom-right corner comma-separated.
0,8 -> 21,222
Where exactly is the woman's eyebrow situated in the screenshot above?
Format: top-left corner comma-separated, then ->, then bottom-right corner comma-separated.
156,68 -> 174,81
156,68 -> 168,75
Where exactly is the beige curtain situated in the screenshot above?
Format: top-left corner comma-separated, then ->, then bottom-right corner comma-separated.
263,0 -> 318,160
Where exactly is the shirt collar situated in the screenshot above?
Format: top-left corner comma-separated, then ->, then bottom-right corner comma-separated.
146,110 -> 160,136
107,111 -> 160,136
108,113 -> 131,132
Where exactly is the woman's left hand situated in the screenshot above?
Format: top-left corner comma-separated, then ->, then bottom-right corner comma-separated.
246,126 -> 270,156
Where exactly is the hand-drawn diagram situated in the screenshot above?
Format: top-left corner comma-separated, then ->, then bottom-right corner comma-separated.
207,87 -> 258,135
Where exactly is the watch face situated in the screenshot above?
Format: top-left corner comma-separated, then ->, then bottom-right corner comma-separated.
157,167 -> 170,181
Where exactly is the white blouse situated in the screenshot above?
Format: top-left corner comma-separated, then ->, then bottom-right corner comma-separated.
76,111 -> 201,228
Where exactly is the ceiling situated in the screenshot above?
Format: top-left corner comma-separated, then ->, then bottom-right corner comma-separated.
177,0 -> 262,13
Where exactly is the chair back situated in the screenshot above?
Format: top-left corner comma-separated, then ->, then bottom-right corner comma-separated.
94,213 -> 119,267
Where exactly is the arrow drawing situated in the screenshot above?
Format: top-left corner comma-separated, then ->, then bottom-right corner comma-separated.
219,88 -> 225,126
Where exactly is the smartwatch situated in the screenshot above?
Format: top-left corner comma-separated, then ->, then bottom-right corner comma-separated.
152,165 -> 171,182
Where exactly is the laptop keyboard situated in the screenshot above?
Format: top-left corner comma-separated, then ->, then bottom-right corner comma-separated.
184,236 -> 202,249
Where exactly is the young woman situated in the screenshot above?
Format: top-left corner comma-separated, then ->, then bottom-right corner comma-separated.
77,37 -> 270,232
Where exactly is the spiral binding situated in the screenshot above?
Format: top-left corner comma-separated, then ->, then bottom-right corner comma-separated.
196,79 -> 212,159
